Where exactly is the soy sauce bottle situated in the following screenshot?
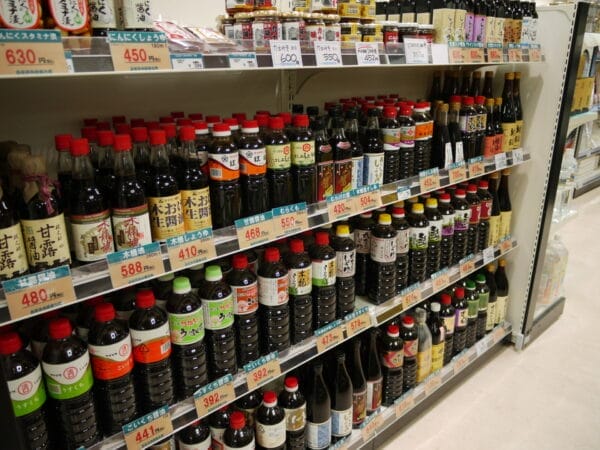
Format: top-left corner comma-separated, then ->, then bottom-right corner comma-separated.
256,391 -> 286,450
424,198 -> 443,276
477,180 -> 492,252
368,214 -> 397,304
266,117 -> 293,208
224,411 -> 255,449
440,293 -> 455,365
344,109 -> 364,189
401,315 -> 418,392
474,274 -> 490,339
0,186 -> 27,281
314,119 -> 335,201
380,324 -> 404,406
452,287 -> 468,355
306,362 -> 331,450
210,406 -> 232,450
132,127 -> 152,189
278,376 -> 306,449
350,338 -> 367,428
452,189 -> 470,263
310,232 -> 337,329
391,207 -> 410,293
464,279 -> 480,348
364,329 -> 383,414
408,203 -> 429,283
354,212 -> 375,296
330,116 -> 353,194
333,224 -> 356,318
291,114 -> 317,203
238,120 -> 270,216
380,106 -> 401,183
235,392 -> 261,428
428,302 -> 446,372
331,351 -> 353,442
285,239 -> 313,344
465,184 -> 481,255
177,420 -> 211,449
438,193 -> 455,269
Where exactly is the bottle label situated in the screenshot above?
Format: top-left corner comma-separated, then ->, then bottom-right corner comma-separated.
121,0 -> 152,29
467,296 -> 479,319
453,209 -> 470,232
431,342 -> 444,372
239,147 -> 267,175
403,339 -> 418,358
334,159 -> 353,194
409,226 -> 428,251
496,295 -> 508,324
442,212 -> 454,237
70,209 -> 114,262
112,205 -> 153,251
366,378 -> 382,411
382,127 -> 401,147
88,335 -> 134,380
483,136 -> 495,158
7,366 -> 46,417
224,442 -> 254,450
399,125 -> 416,142
311,259 -> 336,286
288,266 -> 312,295
443,315 -> 455,335
291,141 -> 316,166
455,307 -> 468,328
210,427 -> 225,450
396,228 -> 409,254
258,275 -> 289,306
0,222 -> 28,279
499,210 -> 512,239
209,152 -> 239,181
331,407 -> 353,437
256,420 -> 286,447
465,12 -> 475,41
130,322 -> 171,363
179,434 -> 211,450
21,214 -> 71,267
480,113 -> 488,132
181,187 -> 212,231
415,121 -> 434,140
0,0 -> 41,29
381,350 -> 403,368
48,0 -> 89,32
454,9 -> 466,41
428,219 -> 443,244
354,229 -> 371,254
352,388 -> 367,426
202,294 -> 234,330
89,0 -> 117,29
455,141 -> 465,162
336,250 -> 356,277
284,404 -> 306,432
363,152 -> 384,186
232,281 -> 259,315
352,156 -> 364,190
317,159 -> 334,201
486,301 -> 497,330
370,236 -> 396,263
416,348 -> 432,382
306,419 -> 331,449
478,291 -> 489,310
266,144 -> 292,169
42,353 -> 94,400
147,194 -> 185,240
474,14 -> 486,42
501,123 -> 516,151
469,203 -> 481,224
495,17 -> 505,43
479,199 -> 492,220
168,309 -> 205,345
488,214 -> 501,246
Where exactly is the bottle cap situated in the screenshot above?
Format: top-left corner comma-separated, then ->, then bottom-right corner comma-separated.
241,120 -> 259,133
467,184 -> 478,193
205,265 -> 223,282
48,318 -> 72,339
279,112 -> 292,125
449,95 -> 461,104
360,212 -> 373,218
462,96 -> 475,106
400,106 -> 413,116
383,106 -> 397,118
177,118 -> 193,128
70,138 -> 90,156
284,376 -> 299,392
498,259 -> 506,267
0,332 -> 22,355
465,280 -> 476,289
440,293 -> 452,305
263,247 -> 280,263
173,277 -> 192,294
425,198 -> 438,208
179,126 -> 196,142
293,114 -> 309,127
439,193 -> 451,202
336,224 -> 350,237
81,126 -> 98,142
158,273 -> 175,282
505,72 -> 515,80
55,134 -> 72,151
476,95 -> 486,105
147,121 -> 160,130
159,116 -> 174,124
232,113 -> 247,123
135,290 -> 156,308
97,130 -> 114,147
415,101 -> 430,110
254,114 -> 270,128
455,189 -> 466,198
229,411 -> 246,430
189,113 -> 204,121
96,121 -> 111,131
478,180 -> 489,189
392,207 -> 405,217
412,203 -> 424,214
378,213 -> 392,225
131,118 -> 145,128
132,127 -> 148,143
314,231 -> 330,246
288,239 -> 305,254
387,324 -> 400,337
161,123 -> 176,138
94,303 -> 116,322
232,253 -> 249,270
223,118 -> 239,129
112,115 -> 127,125
455,287 -> 465,298
269,117 -> 284,130
115,123 -> 131,135
206,115 -> 221,125
263,391 -> 278,407
430,302 -> 441,312
171,111 -> 185,119
113,134 -> 132,152
212,123 -> 231,136
149,130 -> 167,146
475,273 -> 486,284
402,315 -> 414,327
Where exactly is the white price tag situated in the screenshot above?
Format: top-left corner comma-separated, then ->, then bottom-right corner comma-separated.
314,41 -> 342,66
64,51 -> 75,73
397,186 -> 411,201
170,53 -> 204,70
483,246 -> 495,265
270,40 -> 303,67
495,152 -> 507,169
403,38 -> 429,64
512,149 -> 524,164
431,43 -> 449,64
228,52 -> 258,69
355,42 -> 380,65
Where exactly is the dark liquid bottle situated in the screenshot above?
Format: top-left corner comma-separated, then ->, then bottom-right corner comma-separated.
362,109 -> 385,186
177,420 -> 212,449
291,114 -> 317,203
278,376 -> 306,449
498,169 -> 512,240
55,133 -> 73,217
427,302 -> 445,373
349,338 -> 367,428
485,264 -> 498,331
314,119 -> 335,201
330,116 -> 353,194
208,124 -> 241,229
408,203 -> 429,283
368,213 -> 397,304
210,406 -> 231,450
464,279 -> 480,347
460,96 -> 479,160
193,121 -> 211,177
152,273 -> 173,311
429,70 -> 442,104
200,266 -> 237,379
432,103 -> 453,169
477,180 -> 493,251
0,184 -> 28,280
235,391 -> 261,429
224,411 -> 255,449
448,98 -> 465,163
425,198 -> 443,276
306,363 -> 331,450
310,232 -> 337,329
256,391 -> 286,450
88,302 -> 138,435
227,254 -> 261,366
266,117 -> 293,208
440,293 -> 455,365
474,274 -> 490,339
452,189 -> 470,263
333,224 -> 356,318
401,315 -> 418,391
398,105 -> 417,178
0,332 -> 50,450
495,259 -> 509,325
466,184 -> 481,255
381,324 -> 404,406
131,127 -> 151,190
514,71 -> 524,148
380,106 -> 401,183
96,130 -> 117,201
258,248 -> 291,353
364,329 -> 383,414
391,207 -> 410,293
330,352 -> 353,442
474,95 -> 488,156
412,102 -> 434,173
501,73 -> 516,151
487,172 -> 502,247
452,287 -> 468,355
129,290 -> 174,413
345,109 -> 365,189
167,277 -> 208,400
285,239 -> 313,344
438,193 -> 455,269
238,120 -> 270,216
42,318 -> 100,449
354,212 -> 375,296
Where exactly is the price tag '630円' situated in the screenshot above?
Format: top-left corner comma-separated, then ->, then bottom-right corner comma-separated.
0,29 -> 68,75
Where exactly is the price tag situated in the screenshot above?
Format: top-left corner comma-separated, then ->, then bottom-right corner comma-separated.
397,186 -> 412,201
353,184 -> 382,212
270,40 -> 303,67
512,149 -> 524,164
344,307 -> 373,338
194,374 -> 235,418
459,255 -> 475,278
529,44 -> 542,62
107,242 -> 164,289
272,203 -> 308,238
327,191 -> 355,221
0,29 -> 68,75
170,53 -> 204,70
394,392 -> 415,418
424,372 -> 442,396
244,352 -> 281,390
448,42 -> 466,64
431,43 -> 449,64
401,283 -> 422,310
447,161 -> 467,184
483,246 -> 496,265
330,438 -> 350,450
314,41 -> 342,66
235,212 -> 274,250
108,31 -> 171,71
468,156 -> 485,178
500,237 -> 513,254
493,325 -> 507,342
355,42 -> 380,65
228,52 -> 258,68
315,320 -> 344,354
122,405 -> 173,450
453,352 -> 469,374
508,44 -> 523,62
64,51 -> 74,73
475,339 -> 487,356
419,168 -> 441,193
166,228 -> 217,272
495,152 -> 508,169
486,43 -> 504,63
3,266 -> 76,320
431,268 -> 450,293
465,43 -> 485,63
360,412 -> 383,441
403,38 -> 429,64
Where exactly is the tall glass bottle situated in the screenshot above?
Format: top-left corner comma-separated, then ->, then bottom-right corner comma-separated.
464,279 -> 480,347
448,96 -> 465,163
497,169 -> 512,240
291,114 -> 317,203
428,302 -> 446,372
266,117 -> 293,207
487,172 -> 502,246
429,70 -> 443,104
513,71 -> 524,149
440,293 -> 455,365
306,362 -> 331,450
364,329 -> 383,414
485,264 -> 498,331
495,258 -> 509,324
330,352 -> 353,442
362,108 -> 385,186
314,119 -> 334,201
0,185 -> 28,280
345,109 -> 365,189
432,103 -> 453,169
501,72 -> 517,152
329,116 -> 353,194
415,308 -> 432,382
350,338 -> 367,428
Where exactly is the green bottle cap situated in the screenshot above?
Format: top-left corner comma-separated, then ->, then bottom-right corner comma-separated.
465,280 -> 476,289
475,274 -> 486,283
173,276 -> 191,294
205,265 -> 223,282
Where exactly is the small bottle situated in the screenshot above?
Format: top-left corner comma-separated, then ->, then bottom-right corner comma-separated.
266,117 -> 293,207
474,274 -> 490,339
380,106 -> 401,183
425,198 -> 443,277
391,207 -> 410,293
452,189 -> 470,263
278,376 -> 306,450
495,259 -> 510,325
408,203 -> 429,284
498,169 -> 513,240
415,308 -> 432,383
487,172 -> 502,246
291,114 -> 317,203
333,224 -> 356,318
238,120 -> 270,216
440,293 -> 455,365
368,213 -> 397,304
438,193 -> 455,269
344,109 -> 365,190
306,362 -> 331,450
477,180 -> 493,251
210,406 -> 232,450
224,411 -> 255,450
255,391 -> 286,450
177,420 -> 211,449
285,239 -> 313,344
354,212 -> 375,296
349,338 -> 367,428
452,287 -> 468,355
331,352 -> 353,442
365,329 -> 383,414
380,324 -> 404,406
428,302 -> 446,372
460,96 -> 479,160
412,102 -> 434,173
96,130 -> 116,199
310,232 -> 337,329
401,315 -> 418,392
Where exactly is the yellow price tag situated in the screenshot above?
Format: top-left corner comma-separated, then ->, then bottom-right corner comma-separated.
0,30 -> 68,75
194,375 -> 236,418
166,229 -> 217,272
244,353 -> 281,390
122,406 -> 173,450
344,307 -> 373,338
107,242 -> 165,289
327,192 -> 356,221
459,256 -> 475,278
419,168 -> 441,193
272,203 -> 308,238
108,31 -> 171,72
468,157 -> 486,178
235,213 -> 274,250
315,320 -> 344,354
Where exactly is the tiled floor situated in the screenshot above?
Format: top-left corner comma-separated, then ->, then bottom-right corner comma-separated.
381,192 -> 600,450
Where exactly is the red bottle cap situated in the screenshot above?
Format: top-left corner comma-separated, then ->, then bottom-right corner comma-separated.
147,121 -> 160,130
285,376 -> 299,391
449,95 -> 461,104
48,318 -> 72,339
263,247 -> 280,263
115,123 -> 131,135
279,112 -> 292,125
132,127 -> 148,143
232,113 -> 247,123
83,118 -> 98,127
402,315 -> 414,326
193,121 -> 209,132
96,121 -> 111,131
288,238 -> 304,253
223,118 -> 239,129
161,123 -> 176,138
365,96 -> 375,101
114,134 -> 132,152
455,287 -> 465,298
0,332 -> 22,355
135,290 -> 156,308
375,101 -> 385,108
455,189 -> 466,198
232,253 -> 249,270
269,117 -> 284,130
387,324 -> 400,337
241,120 -> 259,131
81,126 -> 98,142
315,231 -> 329,246
70,138 -> 90,156
179,126 -> 196,142
229,411 -> 246,430
206,115 -> 221,124
440,293 -> 452,305
462,96 -> 475,106
159,116 -> 174,124
55,134 -> 72,151
85,296 -> 104,307
263,391 -> 277,407
149,130 -> 167,146
415,101 -> 430,109
293,114 -> 309,127
476,95 -> 486,105
94,303 -> 116,322
400,106 -> 413,116
112,115 -> 127,125
189,113 -> 204,121
98,130 -> 114,147
383,106 -> 397,118
177,118 -> 193,128
212,123 -> 231,134
255,114 -> 270,128
478,180 -> 489,189
131,118 -> 145,128
467,184 -> 478,193
171,111 -> 185,119
392,206 -> 405,217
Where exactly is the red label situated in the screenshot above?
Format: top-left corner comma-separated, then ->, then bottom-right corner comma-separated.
352,389 -> 367,426
469,203 -> 481,224
317,158 -> 334,201
382,350 -> 403,368
232,283 -> 259,315
334,159 -> 353,194
494,134 -> 504,155
483,136 -> 495,158
404,339 -> 418,358
480,199 -> 492,220
415,121 -> 434,140
89,340 -> 134,380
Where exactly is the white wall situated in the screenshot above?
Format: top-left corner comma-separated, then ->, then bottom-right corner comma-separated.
153,0 -> 224,28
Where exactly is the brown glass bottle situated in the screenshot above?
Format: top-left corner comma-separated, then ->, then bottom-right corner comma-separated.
238,120 -> 270,216
0,185 -> 28,280
266,117 -> 293,208
501,73 -> 516,151
291,114 -> 317,204
513,71 -> 523,148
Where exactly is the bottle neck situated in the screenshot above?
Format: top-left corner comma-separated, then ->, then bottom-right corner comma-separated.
57,150 -> 72,173
150,143 -> 170,169
114,150 -> 137,177
437,110 -> 449,126
502,80 -> 514,99
366,115 -> 379,130
180,140 -> 199,164
72,154 -> 96,181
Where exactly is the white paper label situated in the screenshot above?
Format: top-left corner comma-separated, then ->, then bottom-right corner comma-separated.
370,236 -> 397,263
336,250 -> 356,277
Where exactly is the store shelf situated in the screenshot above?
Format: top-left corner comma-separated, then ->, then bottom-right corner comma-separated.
551,208 -> 578,233
574,171 -> 600,197
0,150 -> 530,326
576,145 -> 600,160
567,110 -> 598,134
333,321 -> 513,450
87,236 -> 517,450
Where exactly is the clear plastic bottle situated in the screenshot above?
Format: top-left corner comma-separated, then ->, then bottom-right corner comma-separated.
380,106 -> 401,183
440,293 -> 455,365
333,224 -> 356,318
362,109 -> 385,186
285,239 -> 313,344
391,207 -> 410,293
210,406 -> 232,450
238,120 -> 270,217
178,419 -> 212,449
415,308 -> 432,383
401,315 -> 418,392
255,391 -> 286,450
452,287 -> 468,355
224,411 -> 255,450
354,212 -> 375,296
266,117 -> 293,207
425,198 -> 443,276
310,232 -> 337,329
278,377 -> 306,450
290,114 -> 317,203
428,302 -> 446,372
408,203 -> 429,283
380,324 -> 404,405
368,214 -> 397,304
477,180 -> 492,252
438,195 -> 455,268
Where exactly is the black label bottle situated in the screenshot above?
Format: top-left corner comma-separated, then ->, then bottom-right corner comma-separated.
483,98 -> 497,158
466,184 -> 481,255
365,329 -> 383,414
452,189 -> 470,263
398,105 -> 417,178
306,362 -> 331,450
238,120 -> 270,216
452,287 -> 468,354
0,184 -> 28,280
428,302 -> 446,372
487,172 -> 502,246
413,102 -> 434,173
255,391 -> 286,450
88,302 -> 138,435
474,274 -> 490,339
200,265 -> 237,379
291,114 -> 317,203
258,248 -> 291,353
330,116 -> 353,194
278,376 -> 306,449
498,169 -> 512,240
129,290 -> 174,413
485,264 -> 498,332
285,239 -> 313,344
178,419 -> 212,449
425,198 -> 443,276
362,109 -> 385,186
401,315 -> 418,391
408,203 -> 429,283
227,253 -> 261,366
331,351 -> 353,442
42,318 -> 100,449
477,179 -> 492,251
333,224 -> 356,319
210,406 -> 231,450
354,212 -> 375,296
310,232 -> 337,329
440,293 -> 455,365
344,109 -> 365,189
464,279 -> 480,347
380,106 -> 401,183
381,324 -> 404,406
415,308 -> 432,383
314,119 -> 335,201
266,117 -> 293,208
495,259 -> 509,325
167,276 -> 208,400
438,193 -> 455,269
391,206 -> 410,293
368,213 -> 397,304
0,332 -> 50,450
350,338 -> 367,428
224,411 -> 255,450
